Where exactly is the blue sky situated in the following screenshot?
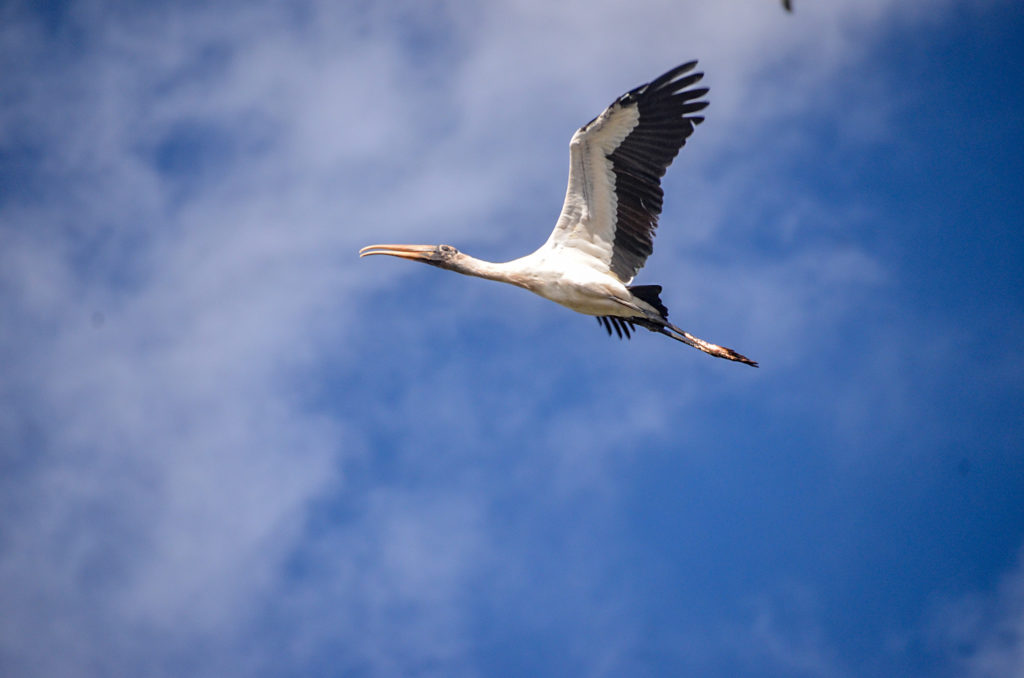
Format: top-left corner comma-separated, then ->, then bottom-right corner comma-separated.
2,1 -> 1023,676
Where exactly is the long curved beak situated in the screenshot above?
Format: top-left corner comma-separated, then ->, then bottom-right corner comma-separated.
359,244 -> 439,262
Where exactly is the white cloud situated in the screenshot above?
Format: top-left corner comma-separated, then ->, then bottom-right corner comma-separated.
745,585 -> 848,678
928,550 -> 1024,678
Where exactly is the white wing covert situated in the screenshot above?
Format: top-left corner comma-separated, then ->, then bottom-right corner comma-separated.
542,62 -> 708,283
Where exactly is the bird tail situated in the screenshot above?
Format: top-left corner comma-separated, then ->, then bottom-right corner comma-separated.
627,285 -> 669,317
629,285 -> 759,367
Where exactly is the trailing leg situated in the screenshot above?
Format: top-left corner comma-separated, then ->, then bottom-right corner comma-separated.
630,284 -> 758,367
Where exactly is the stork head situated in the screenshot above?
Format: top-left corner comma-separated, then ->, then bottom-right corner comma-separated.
358,243 -> 462,270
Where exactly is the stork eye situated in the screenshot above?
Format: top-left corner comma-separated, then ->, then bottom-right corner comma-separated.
440,245 -> 457,254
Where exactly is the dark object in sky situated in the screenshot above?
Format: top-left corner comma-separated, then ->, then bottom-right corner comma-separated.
360,62 -> 757,367
783,0 -> 793,11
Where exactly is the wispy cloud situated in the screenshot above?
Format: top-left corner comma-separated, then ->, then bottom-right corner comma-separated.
928,550 -> 1024,678
745,585 -> 848,678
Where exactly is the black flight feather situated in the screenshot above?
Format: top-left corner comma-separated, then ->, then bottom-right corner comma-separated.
604,62 -> 708,282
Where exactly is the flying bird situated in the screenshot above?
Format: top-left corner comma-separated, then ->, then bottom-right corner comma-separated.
360,62 -> 757,367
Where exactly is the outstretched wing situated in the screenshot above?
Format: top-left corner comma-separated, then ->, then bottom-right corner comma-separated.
540,62 -> 708,283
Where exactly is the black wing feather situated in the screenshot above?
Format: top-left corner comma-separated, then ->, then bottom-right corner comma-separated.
595,285 -> 670,342
606,62 -> 708,281
596,316 -> 636,340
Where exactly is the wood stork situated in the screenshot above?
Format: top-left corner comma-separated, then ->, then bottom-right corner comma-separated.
360,61 -> 757,367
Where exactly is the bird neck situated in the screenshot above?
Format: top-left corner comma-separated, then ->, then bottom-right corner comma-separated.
453,254 -> 536,290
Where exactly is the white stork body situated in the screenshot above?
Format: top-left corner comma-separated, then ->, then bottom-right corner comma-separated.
360,62 -> 757,366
